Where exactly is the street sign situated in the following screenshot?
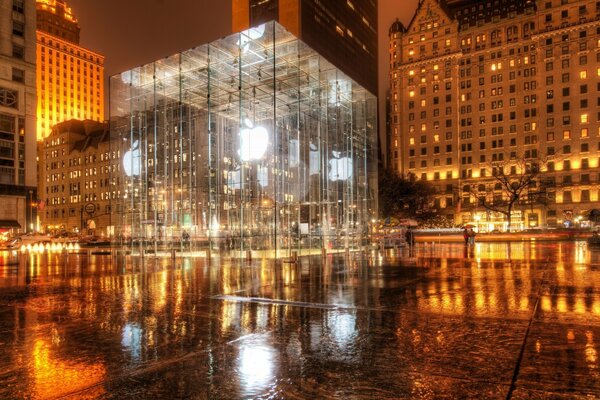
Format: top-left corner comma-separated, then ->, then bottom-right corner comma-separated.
84,203 -> 96,214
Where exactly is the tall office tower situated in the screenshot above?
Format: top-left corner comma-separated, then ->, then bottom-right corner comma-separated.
232,0 -> 378,95
35,0 -> 104,140
389,0 -> 600,231
0,0 -> 37,233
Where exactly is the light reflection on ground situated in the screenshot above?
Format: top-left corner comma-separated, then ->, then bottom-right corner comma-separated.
0,241 -> 599,398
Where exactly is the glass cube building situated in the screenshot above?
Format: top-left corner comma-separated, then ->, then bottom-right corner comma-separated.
110,22 -> 377,257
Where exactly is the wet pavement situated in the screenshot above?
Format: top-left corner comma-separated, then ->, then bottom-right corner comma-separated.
0,242 -> 600,399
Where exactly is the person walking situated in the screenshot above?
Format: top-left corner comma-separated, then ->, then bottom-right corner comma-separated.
462,227 -> 469,245
468,228 -> 476,245
405,228 -> 415,247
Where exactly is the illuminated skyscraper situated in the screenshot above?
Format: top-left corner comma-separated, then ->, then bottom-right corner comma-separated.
232,0 -> 378,95
35,0 -> 104,140
0,0 -> 37,233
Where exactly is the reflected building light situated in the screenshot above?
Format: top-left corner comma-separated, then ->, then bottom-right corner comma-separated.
540,296 -> 551,312
309,143 -> 320,175
32,339 -> 106,399
585,331 -> 598,368
121,323 -> 142,362
289,139 -> 299,167
557,296 -> 567,313
328,312 -> 357,347
257,165 -> 269,187
239,343 -> 274,393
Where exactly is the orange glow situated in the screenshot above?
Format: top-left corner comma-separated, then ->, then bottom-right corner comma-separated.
31,339 -> 106,398
36,31 -> 105,140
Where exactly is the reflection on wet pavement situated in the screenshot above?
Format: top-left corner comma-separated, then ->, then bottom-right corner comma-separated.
0,242 -> 599,398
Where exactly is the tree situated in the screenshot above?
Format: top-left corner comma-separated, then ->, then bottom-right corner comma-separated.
379,169 -> 437,222
469,155 -> 547,232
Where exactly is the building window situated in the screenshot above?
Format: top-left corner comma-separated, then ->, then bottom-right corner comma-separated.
12,0 -> 24,13
0,88 -> 18,109
12,44 -> 24,60
12,21 -> 24,37
11,68 -> 24,83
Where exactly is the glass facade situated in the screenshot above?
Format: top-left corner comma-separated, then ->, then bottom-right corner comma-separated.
110,22 -> 377,258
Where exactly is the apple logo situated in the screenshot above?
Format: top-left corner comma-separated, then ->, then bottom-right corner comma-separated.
121,70 -> 140,86
238,24 -> 265,53
123,140 -> 141,177
227,165 -> 268,189
239,120 -> 269,162
328,151 -> 353,181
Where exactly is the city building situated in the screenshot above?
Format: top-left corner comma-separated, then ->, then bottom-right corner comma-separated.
39,119 -> 117,236
35,0 -> 104,140
232,0 -> 378,95
389,0 -> 600,230
0,0 -> 38,234
110,21 -> 377,256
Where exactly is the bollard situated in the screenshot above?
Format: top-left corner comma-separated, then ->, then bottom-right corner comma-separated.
291,251 -> 298,262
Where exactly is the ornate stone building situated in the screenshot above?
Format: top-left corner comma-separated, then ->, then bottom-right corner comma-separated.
389,0 -> 600,230
39,119 -> 118,236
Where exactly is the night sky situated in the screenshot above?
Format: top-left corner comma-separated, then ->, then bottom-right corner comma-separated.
66,0 -> 419,120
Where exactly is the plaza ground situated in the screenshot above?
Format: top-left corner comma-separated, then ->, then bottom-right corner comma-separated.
0,242 -> 599,399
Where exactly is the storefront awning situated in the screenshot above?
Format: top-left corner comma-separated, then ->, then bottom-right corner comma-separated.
0,220 -> 21,228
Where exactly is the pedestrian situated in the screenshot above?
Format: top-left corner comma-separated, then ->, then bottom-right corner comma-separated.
405,228 -> 414,247
463,227 -> 469,245
468,228 -> 476,245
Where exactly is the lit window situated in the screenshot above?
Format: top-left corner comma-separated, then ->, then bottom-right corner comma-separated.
420,100 -> 426,107
581,128 -> 589,138
409,91 -> 415,97
434,134 -> 440,142
421,123 -> 427,132
581,114 -> 588,123
409,49 -> 415,56
433,64 -> 439,70
580,70 -> 587,79
409,70 -> 415,76
409,137 -> 415,145
563,130 -> 571,139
